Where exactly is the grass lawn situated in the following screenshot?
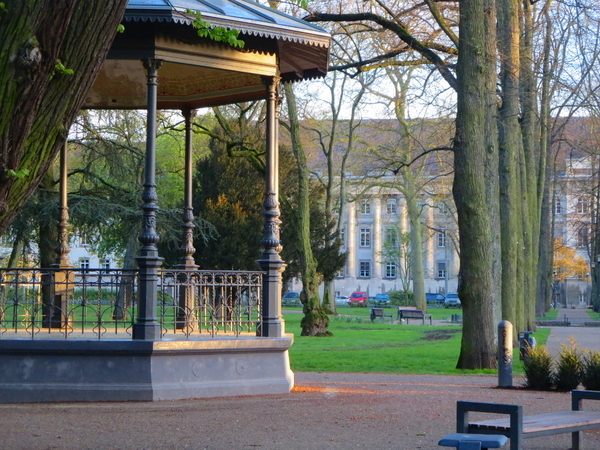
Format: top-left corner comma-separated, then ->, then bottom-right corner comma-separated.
538,309 -> 559,320
284,310 -> 550,376
587,310 -> 600,321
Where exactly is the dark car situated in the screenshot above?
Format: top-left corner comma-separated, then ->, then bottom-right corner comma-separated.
426,293 -> 445,304
373,293 -> 391,307
282,292 -> 300,306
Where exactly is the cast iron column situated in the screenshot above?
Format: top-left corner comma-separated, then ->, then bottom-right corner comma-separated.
176,108 -> 198,331
133,58 -> 163,340
257,76 -> 286,337
45,140 -> 74,328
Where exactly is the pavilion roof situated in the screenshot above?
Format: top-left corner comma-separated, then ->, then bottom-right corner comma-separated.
84,0 -> 330,109
125,0 -> 330,49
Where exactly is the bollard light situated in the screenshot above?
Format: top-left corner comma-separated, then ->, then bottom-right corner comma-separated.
498,320 -> 513,388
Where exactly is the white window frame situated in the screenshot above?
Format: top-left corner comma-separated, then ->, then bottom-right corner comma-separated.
360,228 -> 371,248
386,198 -> 397,215
385,262 -> 397,279
437,261 -> 446,279
437,230 -> 446,248
577,197 -> 589,215
385,228 -> 397,246
361,200 -> 371,215
554,197 -> 562,215
577,227 -> 588,248
79,258 -> 90,270
359,261 -> 371,278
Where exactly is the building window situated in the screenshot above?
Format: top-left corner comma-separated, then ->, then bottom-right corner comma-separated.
385,228 -> 397,246
386,198 -> 397,215
79,234 -> 89,247
339,227 -> 345,249
101,258 -> 110,270
79,258 -> 90,270
360,200 -> 371,215
385,262 -> 397,279
336,266 -> 345,278
554,197 -> 563,214
577,197 -> 590,214
577,227 -> 589,248
439,201 -> 449,214
360,228 -> 371,248
437,261 -> 446,279
437,230 -> 446,248
359,261 -> 371,278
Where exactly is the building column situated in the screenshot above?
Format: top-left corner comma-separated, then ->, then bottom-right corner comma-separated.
373,197 -> 382,279
257,76 -> 286,338
133,58 -> 163,341
176,108 -> 198,331
347,201 -> 356,279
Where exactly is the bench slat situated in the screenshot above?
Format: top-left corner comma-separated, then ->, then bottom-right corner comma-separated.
471,411 -> 600,435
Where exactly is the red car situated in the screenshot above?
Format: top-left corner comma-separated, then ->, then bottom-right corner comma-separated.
349,291 -> 368,307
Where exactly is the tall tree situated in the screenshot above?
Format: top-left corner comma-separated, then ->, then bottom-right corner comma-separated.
0,1 -> 128,234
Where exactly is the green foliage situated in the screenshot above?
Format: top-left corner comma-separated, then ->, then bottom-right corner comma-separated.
7,168 -> 30,180
193,135 -> 264,270
389,290 -> 413,306
522,344 -> 555,390
186,9 -> 244,49
555,338 -> 582,391
0,3 -> 7,14
53,60 -> 74,76
581,350 -> 600,391
117,24 -> 125,33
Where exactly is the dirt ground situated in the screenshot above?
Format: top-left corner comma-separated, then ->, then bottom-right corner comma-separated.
2,372 -> 600,450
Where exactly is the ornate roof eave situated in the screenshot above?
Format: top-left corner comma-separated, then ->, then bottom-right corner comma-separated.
124,0 -> 330,49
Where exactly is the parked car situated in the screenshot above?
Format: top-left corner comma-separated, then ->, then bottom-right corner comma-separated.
426,293 -> 445,304
335,295 -> 350,307
444,293 -> 461,308
282,292 -> 300,306
349,291 -> 368,307
373,293 -> 391,307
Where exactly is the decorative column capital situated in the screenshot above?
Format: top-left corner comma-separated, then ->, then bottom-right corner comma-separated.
142,58 -> 163,73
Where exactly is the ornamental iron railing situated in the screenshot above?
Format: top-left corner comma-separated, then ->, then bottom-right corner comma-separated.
0,267 -> 262,339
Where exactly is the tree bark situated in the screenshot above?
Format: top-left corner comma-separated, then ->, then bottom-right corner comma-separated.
284,84 -> 331,336
454,0 -> 497,369
0,0 -> 128,234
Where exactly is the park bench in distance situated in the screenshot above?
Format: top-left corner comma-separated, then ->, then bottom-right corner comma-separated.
397,308 -> 432,325
455,390 -> 600,450
370,307 -> 393,323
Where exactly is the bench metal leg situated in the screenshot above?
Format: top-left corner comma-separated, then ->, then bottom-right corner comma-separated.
572,431 -> 580,450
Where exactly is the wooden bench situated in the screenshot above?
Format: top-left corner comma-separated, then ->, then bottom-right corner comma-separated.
370,307 -> 393,323
456,390 -> 600,450
397,308 -> 432,325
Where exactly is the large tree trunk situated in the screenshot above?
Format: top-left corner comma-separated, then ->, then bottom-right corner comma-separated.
284,84 -> 331,336
0,1 -> 128,234
498,0 -> 524,333
454,0 -> 497,369
484,0 -> 502,328
519,0 -> 540,331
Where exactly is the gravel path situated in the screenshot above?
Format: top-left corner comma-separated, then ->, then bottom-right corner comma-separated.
1,372 -> 599,450
2,317 -> 599,450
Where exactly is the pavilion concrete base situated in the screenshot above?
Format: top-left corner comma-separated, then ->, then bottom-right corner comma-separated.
0,336 -> 294,403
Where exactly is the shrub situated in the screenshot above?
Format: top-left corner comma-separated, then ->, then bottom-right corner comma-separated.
523,344 -> 555,390
581,350 -> 600,391
555,338 -> 581,391
388,290 -> 413,307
